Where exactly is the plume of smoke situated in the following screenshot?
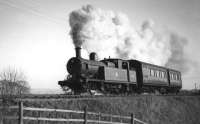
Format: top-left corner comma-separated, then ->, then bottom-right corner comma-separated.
165,33 -> 193,73
69,5 -> 191,73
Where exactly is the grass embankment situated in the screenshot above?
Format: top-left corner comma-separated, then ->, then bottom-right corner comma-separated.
2,95 -> 200,124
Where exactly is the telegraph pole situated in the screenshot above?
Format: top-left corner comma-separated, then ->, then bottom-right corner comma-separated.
195,83 -> 197,90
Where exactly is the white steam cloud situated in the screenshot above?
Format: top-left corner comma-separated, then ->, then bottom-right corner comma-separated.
69,5 -> 190,72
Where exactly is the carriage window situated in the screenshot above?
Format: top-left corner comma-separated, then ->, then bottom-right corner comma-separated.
159,71 -> 161,78
171,73 -> 174,79
177,74 -> 180,80
174,74 -> 177,80
147,68 -> 150,75
160,71 -> 164,78
150,69 -> 154,76
152,69 -> 154,76
154,70 -> 157,77
150,69 -> 151,75
156,71 -> 159,77
164,72 -> 166,78
161,71 -> 164,78
149,69 -> 151,75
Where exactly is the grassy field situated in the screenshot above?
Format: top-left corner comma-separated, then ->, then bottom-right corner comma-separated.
1,95 -> 200,124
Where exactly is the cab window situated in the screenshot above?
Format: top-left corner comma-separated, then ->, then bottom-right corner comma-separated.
122,62 -> 128,69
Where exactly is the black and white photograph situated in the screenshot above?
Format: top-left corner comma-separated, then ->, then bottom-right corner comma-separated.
0,0 -> 200,124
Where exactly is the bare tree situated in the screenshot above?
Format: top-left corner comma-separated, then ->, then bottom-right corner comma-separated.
0,67 -> 30,98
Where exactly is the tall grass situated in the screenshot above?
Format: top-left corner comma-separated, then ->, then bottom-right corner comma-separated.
1,95 -> 200,124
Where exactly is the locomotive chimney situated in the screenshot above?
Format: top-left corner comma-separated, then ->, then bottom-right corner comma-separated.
75,47 -> 81,58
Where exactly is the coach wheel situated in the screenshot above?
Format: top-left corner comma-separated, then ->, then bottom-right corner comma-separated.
155,90 -> 160,95
177,90 -> 180,94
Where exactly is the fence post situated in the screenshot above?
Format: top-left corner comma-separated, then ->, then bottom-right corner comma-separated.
1,99 -> 6,124
18,101 -> 23,124
38,111 -> 41,124
0,108 -> 3,124
84,107 -> 87,124
131,113 -> 134,124
98,112 -> 101,124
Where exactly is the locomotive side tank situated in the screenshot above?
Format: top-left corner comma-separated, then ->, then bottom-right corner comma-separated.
100,59 -> 137,83
98,59 -> 137,93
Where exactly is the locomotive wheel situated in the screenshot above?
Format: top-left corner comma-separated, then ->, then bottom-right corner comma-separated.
100,82 -> 105,91
61,86 -> 73,95
160,88 -> 166,94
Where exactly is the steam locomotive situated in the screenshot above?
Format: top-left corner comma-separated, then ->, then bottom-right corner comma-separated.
58,47 -> 182,94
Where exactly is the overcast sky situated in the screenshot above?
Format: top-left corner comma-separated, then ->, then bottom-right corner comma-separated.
0,0 -> 200,90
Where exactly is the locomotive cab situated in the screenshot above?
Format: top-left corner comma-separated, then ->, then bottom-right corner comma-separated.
101,59 -> 124,69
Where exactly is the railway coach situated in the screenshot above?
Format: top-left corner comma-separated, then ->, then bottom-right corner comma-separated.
129,60 -> 182,94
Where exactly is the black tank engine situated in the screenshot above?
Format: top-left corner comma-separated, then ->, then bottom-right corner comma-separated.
58,47 -> 182,94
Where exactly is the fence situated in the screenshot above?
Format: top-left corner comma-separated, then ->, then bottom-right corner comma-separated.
0,101 -> 147,124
